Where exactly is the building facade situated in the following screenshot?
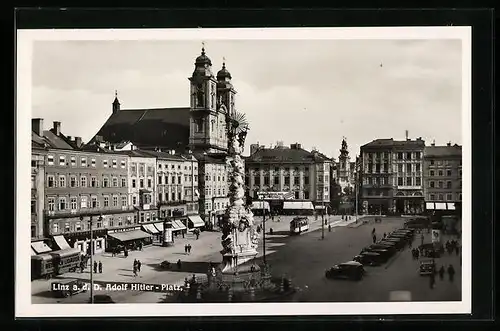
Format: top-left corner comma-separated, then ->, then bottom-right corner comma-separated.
32,119 -> 136,255
423,143 -> 462,211
245,143 -> 332,209
360,137 -> 425,215
31,148 -> 46,240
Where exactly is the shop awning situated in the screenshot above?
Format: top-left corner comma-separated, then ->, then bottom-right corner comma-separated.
31,247 -> 37,256
108,230 -> 151,242
53,235 -> 71,250
188,215 -> 205,228
251,201 -> 270,211
435,202 -> 447,210
447,203 -> 456,210
31,241 -> 52,254
153,222 -> 164,232
174,220 -> 187,231
283,201 -> 314,210
426,202 -> 435,210
142,224 -> 160,234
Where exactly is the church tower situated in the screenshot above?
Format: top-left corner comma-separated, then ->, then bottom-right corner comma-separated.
112,90 -> 120,113
188,46 -> 226,153
338,137 -> 351,188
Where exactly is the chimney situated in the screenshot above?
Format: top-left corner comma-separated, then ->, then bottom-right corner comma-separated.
32,118 -> 43,136
405,130 -> 409,141
53,121 -> 61,136
447,142 -> 451,146
431,140 -> 436,146
74,137 -> 82,148
67,135 -> 72,141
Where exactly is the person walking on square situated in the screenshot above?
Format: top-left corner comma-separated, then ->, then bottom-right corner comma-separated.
137,260 -> 142,273
93,261 -> 97,274
133,259 -> 138,271
177,259 -> 182,270
184,244 -> 188,255
133,265 -> 137,277
328,224 -> 332,232
447,264 -> 455,282
98,261 -> 102,274
188,244 -> 192,254
182,230 -> 185,238
439,265 -> 445,281
372,234 -> 377,244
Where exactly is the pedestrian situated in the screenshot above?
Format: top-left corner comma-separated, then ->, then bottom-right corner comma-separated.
416,249 -> 420,260
447,264 -> 455,282
133,265 -> 137,277
139,242 -> 143,251
429,272 -> 435,289
124,249 -> 128,258
196,231 -> 200,240
80,262 -> 84,273
137,260 -> 142,273
269,228 -> 274,235
277,216 -> 281,223
188,244 -> 192,254
184,244 -> 188,254
133,258 -> 138,270
372,228 -> 376,235
93,261 -> 97,274
177,259 -> 182,270
182,230 -> 185,239
98,261 -> 102,274
328,224 -> 332,232
372,234 -> 377,244
383,232 -> 386,238
439,266 -> 445,280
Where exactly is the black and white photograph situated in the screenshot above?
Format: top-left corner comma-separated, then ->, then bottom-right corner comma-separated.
16,27 -> 471,317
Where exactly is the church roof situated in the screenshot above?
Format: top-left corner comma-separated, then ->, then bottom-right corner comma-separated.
245,146 -> 331,164
91,107 -> 190,151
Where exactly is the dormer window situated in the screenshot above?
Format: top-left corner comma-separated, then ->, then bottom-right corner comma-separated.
59,155 -> 66,166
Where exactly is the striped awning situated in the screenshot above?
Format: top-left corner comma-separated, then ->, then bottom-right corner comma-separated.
173,220 -> 187,231
283,201 -> 314,210
188,215 -> 205,228
142,224 -> 160,234
153,222 -> 164,232
108,230 -> 151,242
53,235 -> 71,250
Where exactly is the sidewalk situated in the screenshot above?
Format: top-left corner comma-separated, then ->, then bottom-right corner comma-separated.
31,230 -> 222,294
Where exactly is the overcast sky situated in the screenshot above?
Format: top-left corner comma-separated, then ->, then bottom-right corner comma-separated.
32,38 -> 462,159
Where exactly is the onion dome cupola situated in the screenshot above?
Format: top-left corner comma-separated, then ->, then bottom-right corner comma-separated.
191,46 -> 214,79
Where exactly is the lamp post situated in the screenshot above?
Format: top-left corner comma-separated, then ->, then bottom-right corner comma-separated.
355,155 -> 359,223
82,214 -> 102,304
261,196 -> 266,266
321,192 -> 325,240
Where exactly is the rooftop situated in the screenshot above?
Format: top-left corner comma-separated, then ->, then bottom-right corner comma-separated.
245,145 -> 332,164
424,145 -> 462,157
361,138 -> 425,149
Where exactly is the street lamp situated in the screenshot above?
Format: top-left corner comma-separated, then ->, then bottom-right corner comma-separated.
261,195 -> 267,266
81,214 -> 102,304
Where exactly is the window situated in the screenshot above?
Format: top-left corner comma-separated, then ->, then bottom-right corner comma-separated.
121,196 -> 127,207
31,200 -> 36,213
398,164 -> 403,172
148,179 -> 152,188
185,175 -> 188,182
118,217 -> 123,226
178,176 -> 182,184
158,176 -> 162,184
70,156 -> 76,167
398,177 -> 403,186
165,176 -> 169,184
284,177 -> 290,185
133,196 -> 137,205
140,179 -> 144,188
406,152 -> 412,160
80,196 -> 87,208
80,157 -> 87,167
91,196 -> 97,208
438,181 -> 443,188
109,218 -> 114,227
171,165 -> 175,169
58,175 -> 66,187
76,222 -> 82,231
132,179 -> 136,188
59,155 -> 66,166
63,222 -> 70,232
430,194 -> 435,201
416,164 -> 421,172
48,197 -> 55,211
52,223 -> 59,234
112,177 -> 118,187
71,197 -> 77,210
70,176 -> 77,187
112,160 -> 117,168
429,181 -> 435,188
178,165 -> 181,170
103,160 -> 108,168
415,177 -> 421,186
59,197 -> 66,210
131,164 -> 137,175
264,177 -> 270,185
103,177 -> 109,188
416,152 -> 421,160
430,170 -> 435,176
140,214 -> 145,223
294,176 -> 300,185
47,175 -> 55,188
121,160 -> 126,168
104,196 -> 109,207
121,178 -> 126,187
159,193 -> 163,202
91,177 -> 97,187
446,181 -> 452,189
438,170 -> 443,176
47,155 -> 54,165
113,196 -> 118,207
304,176 -> 309,185
397,152 -> 403,160
446,193 -> 453,201
446,169 -> 452,176
81,176 -> 87,187
178,192 -> 182,200
273,176 -> 279,185
430,160 -> 434,165
91,159 -> 96,167
194,175 -> 198,182
438,194 -> 444,201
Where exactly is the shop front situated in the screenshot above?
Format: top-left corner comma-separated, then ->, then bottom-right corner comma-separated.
187,214 -> 205,230
141,223 -> 162,243
394,191 -> 425,215
282,201 -> 314,216
107,227 -> 152,251
362,198 -> 392,215
64,229 -> 108,256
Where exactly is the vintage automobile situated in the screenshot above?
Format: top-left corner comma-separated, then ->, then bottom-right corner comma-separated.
50,279 -> 88,298
325,261 -> 365,281
419,260 -> 436,276
381,237 -> 406,250
366,248 -> 393,261
353,252 -> 386,266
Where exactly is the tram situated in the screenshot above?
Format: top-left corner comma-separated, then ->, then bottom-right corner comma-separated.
31,248 -> 83,281
290,216 -> 310,234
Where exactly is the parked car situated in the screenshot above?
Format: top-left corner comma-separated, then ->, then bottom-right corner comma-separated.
366,248 -> 393,260
51,279 -> 88,298
325,261 -> 365,281
381,237 -> 405,250
419,260 -> 436,276
353,252 -> 386,266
